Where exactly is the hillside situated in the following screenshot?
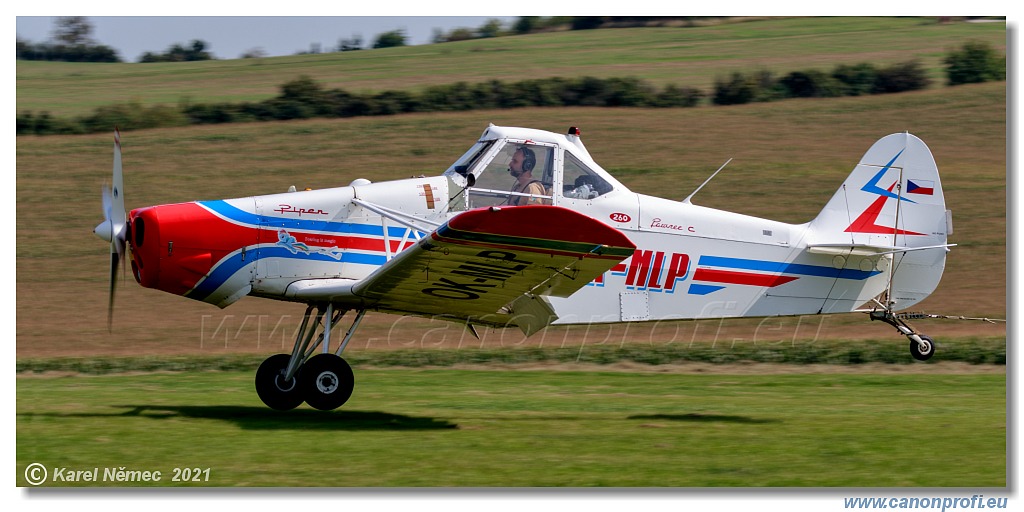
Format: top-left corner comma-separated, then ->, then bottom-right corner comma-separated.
16,17 -> 1006,117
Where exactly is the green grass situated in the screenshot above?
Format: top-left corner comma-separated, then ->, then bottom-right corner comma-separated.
16,369 -> 1005,487
16,17 -> 1005,117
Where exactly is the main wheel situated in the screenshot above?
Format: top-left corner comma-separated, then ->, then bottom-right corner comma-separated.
300,353 -> 355,411
910,334 -> 935,361
255,354 -> 305,411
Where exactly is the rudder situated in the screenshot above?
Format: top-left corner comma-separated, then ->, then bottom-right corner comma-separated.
808,133 -> 951,310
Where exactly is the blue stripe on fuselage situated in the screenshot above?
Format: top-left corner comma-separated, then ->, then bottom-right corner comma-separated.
697,255 -> 880,280
186,245 -> 387,302
200,200 -> 420,238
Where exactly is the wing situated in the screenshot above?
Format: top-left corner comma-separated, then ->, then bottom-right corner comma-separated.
286,205 -> 636,335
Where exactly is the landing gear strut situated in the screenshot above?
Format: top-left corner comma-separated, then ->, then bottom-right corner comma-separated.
254,303 -> 366,410
869,308 -> 936,361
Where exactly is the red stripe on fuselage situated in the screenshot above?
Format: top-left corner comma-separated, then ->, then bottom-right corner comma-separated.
693,268 -> 797,287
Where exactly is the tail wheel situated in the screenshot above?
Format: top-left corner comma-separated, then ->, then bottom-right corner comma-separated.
910,334 -> 935,361
300,353 -> 355,411
255,354 -> 305,411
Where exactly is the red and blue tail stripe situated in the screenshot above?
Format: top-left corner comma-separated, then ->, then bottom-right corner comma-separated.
686,255 -> 881,295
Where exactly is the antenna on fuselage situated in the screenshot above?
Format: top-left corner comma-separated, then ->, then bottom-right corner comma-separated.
682,158 -> 732,204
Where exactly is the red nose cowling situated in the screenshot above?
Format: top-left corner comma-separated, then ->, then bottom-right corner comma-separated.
128,202 -> 260,301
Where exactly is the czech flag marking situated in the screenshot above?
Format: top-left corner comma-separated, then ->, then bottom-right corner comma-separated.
907,179 -> 934,195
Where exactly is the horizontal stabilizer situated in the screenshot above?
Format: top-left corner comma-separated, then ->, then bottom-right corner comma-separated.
808,243 -> 955,257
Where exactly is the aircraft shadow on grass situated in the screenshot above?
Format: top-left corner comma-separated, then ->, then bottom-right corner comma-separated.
20,405 -> 459,431
627,413 -> 780,424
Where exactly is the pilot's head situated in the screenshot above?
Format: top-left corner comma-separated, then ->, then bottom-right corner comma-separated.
508,146 -> 536,178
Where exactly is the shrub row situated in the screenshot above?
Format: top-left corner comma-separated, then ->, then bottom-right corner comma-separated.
17,76 -> 704,135
179,76 -> 703,124
712,60 -> 932,105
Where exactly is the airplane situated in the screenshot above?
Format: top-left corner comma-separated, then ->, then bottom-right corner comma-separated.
95,124 -> 955,411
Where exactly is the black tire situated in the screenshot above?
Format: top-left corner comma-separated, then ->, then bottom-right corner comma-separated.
255,354 -> 305,411
910,335 -> 935,361
300,353 -> 355,411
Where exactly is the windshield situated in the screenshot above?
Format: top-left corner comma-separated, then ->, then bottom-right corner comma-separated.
443,140 -> 494,178
468,142 -> 554,208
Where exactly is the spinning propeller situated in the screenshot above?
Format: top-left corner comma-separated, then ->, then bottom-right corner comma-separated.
93,130 -> 127,330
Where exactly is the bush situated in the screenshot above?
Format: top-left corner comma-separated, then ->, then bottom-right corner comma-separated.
779,70 -> 844,98
17,111 -> 84,135
513,17 -> 539,34
831,63 -> 878,96
944,40 -> 1006,85
565,76 -> 610,106
183,102 -> 244,124
371,90 -> 420,115
138,40 -> 213,63
514,79 -> 565,107
372,30 -> 407,49
652,84 -> 704,107
571,17 -> 604,30
79,101 -> 188,132
328,90 -> 375,118
602,77 -> 656,106
712,70 -> 780,105
17,42 -> 121,62
872,60 -> 931,93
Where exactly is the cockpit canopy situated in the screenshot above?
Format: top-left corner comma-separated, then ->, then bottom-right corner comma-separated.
443,125 -> 626,210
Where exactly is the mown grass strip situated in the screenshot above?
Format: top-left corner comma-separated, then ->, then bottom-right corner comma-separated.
16,336 -> 1005,374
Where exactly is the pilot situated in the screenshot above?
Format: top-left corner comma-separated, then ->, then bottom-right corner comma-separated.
506,145 -> 550,206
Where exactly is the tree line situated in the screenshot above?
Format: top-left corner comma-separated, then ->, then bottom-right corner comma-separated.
18,17 -> 1006,65
18,16 -> 666,62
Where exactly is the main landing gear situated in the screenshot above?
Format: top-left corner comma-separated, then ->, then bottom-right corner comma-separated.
255,304 -> 365,411
869,308 -> 935,361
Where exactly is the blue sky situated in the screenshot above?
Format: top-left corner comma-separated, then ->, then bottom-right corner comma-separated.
15,16 -> 518,61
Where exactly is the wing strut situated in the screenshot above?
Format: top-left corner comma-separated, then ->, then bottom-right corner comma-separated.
351,197 -> 440,233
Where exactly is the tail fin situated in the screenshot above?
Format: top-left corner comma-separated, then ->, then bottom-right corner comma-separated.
808,133 -> 951,310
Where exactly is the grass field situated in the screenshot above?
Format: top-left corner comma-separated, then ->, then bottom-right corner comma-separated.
16,368 -> 1006,487
16,17 -> 1006,117
15,82 -> 1006,358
